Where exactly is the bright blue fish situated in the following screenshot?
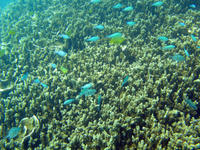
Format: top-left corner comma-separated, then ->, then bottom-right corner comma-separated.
189,4 -> 196,8
21,72 -> 28,80
5,127 -> 21,139
59,34 -> 70,39
184,47 -> 190,57
94,25 -> 104,30
158,36 -> 168,42
51,63 -> 57,69
179,22 -> 185,26
126,21 -> 136,26
191,34 -> 197,42
33,78 -> 40,84
55,50 -> 67,57
121,76 -> 129,87
40,83 -> 48,88
122,6 -> 133,11
86,36 -> 99,42
81,83 -> 93,89
79,89 -> 96,96
152,1 -> 163,7
113,3 -> 122,9
162,45 -> 175,50
171,54 -> 185,62
64,99 -> 76,105
91,0 -> 100,4
106,32 -> 122,38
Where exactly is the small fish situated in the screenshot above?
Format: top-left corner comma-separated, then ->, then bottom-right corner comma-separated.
179,22 -> 185,26
51,63 -> 57,69
171,54 -> 185,62
158,36 -> 168,42
113,3 -> 122,9
184,47 -> 190,57
5,127 -> 21,139
184,99 -> 197,110
191,34 -> 197,42
106,32 -> 122,38
152,1 -> 163,7
40,83 -> 48,88
94,25 -> 104,30
197,46 -> 200,49
122,6 -> 133,11
59,34 -> 70,39
97,95 -> 102,111
79,89 -> 96,97
64,99 -> 76,105
126,21 -> 136,26
21,72 -> 28,80
33,78 -> 40,84
162,45 -> 175,50
91,0 -> 100,4
86,36 -> 99,42
189,4 -> 196,8
55,50 -> 67,57
122,76 -> 129,87
81,83 -> 93,89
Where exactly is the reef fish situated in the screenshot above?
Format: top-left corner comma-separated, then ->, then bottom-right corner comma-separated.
97,95 -> 102,111
171,54 -> 185,62
81,83 -> 93,89
191,34 -> 197,42
158,36 -> 168,42
162,45 -> 175,50
91,0 -> 100,3
121,76 -> 129,87
51,63 -> 57,69
5,127 -> 21,139
55,50 -> 67,57
122,6 -> 133,11
184,99 -> 197,110
106,32 -> 122,38
64,99 -> 76,105
80,89 -> 96,97
152,1 -> 163,7
179,22 -> 185,26
86,36 -> 100,42
113,3 -> 122,9
94,25 -> 104,30
184,47 -> 190,57
40,83 -> 48,88
21,72 -> 28,80
33,78 -> 40,84
59,34 -> 70,39
127,21 -> 136,26
189,4 -> 196,8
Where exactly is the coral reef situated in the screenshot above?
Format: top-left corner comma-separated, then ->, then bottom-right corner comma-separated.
0,0 -> 200,149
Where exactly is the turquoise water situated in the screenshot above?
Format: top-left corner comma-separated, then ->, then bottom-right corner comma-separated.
0,0 -> 200,149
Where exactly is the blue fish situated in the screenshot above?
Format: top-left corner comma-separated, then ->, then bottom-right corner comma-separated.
79,89 -> 96,97
91,0 -> 100,4
197,46 -> 200,49
191,34 -> 197,42
179,22 -> 185,26
122,76 -> 129,87
5,127 -> 21,139
122,6 -> 133,11
189,4 -> 196,8
94,25 -> 104,30
184,99 -> 197,110
171,54 -> 185,62
162,45 -> 175,50
33,78 -> 40,84
81,83 -> 93,89
64,99 -> 76,105
106,32 -> 122,38
97,95 -> 102,111
113,3 -> 122,9
40,83 -> 48,88
152,1 -> 163,7
21,72 -> 28,80
184,47 -> 190,57
51,63 -> 57,69
86,36 -> 99,42
126,21 -> 136,26
55,50 -> 67,57
158,36 -> 168,42
59,34 -> 70,39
